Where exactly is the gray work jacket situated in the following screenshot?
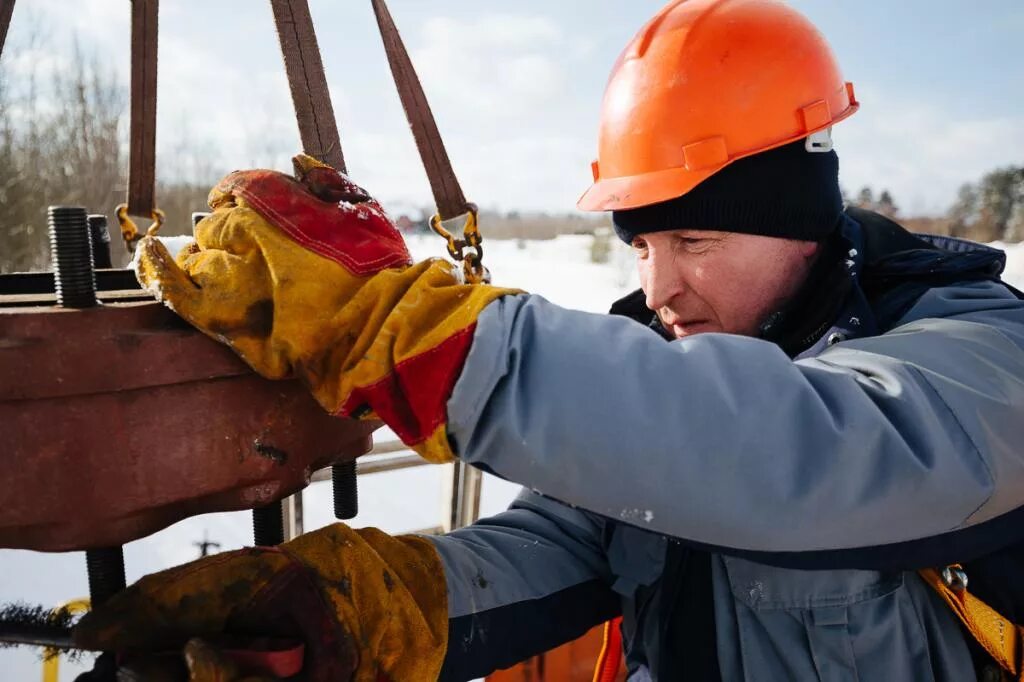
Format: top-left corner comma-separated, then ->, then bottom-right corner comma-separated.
430,212 -> 1024,681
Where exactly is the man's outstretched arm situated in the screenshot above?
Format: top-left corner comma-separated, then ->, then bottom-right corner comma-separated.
432,490 -> 620,681
447,282 -> 1024,561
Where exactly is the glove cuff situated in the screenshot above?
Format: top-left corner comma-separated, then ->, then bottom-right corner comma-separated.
319,259 -> 521,463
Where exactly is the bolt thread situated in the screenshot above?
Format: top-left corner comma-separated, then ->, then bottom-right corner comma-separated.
252,502 -> 285,546
332,460 -> 359,520
85,546 -> 126,607
48,206 -> 97,308
87,214 -> 113,269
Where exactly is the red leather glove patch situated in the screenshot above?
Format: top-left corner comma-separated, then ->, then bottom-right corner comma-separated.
213,169 -> 413,277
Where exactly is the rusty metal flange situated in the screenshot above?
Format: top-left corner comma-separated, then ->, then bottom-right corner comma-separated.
0,292 -> 375,552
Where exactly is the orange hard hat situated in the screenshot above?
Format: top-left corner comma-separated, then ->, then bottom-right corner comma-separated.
578,0 -> 858,212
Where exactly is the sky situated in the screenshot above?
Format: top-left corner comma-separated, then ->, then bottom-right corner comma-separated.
3,0 -> 1022,218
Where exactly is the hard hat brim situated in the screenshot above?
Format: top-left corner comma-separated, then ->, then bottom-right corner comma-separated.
577,164 -> 718,212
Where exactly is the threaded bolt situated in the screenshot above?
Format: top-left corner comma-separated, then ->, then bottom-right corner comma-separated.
87,214 -> 113,269
252,501 -> 285,546
85,546 -> 126,607
48,206 -> 97,308
332,461 -> 358,520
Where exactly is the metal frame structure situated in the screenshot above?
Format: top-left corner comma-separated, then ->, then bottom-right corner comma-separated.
285,442 -> 484,540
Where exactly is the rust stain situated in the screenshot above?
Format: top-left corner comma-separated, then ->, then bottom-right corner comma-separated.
253,439 -> 288,465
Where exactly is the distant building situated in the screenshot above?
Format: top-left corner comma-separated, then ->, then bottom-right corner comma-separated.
395,214 -> 417,233
384,201 -> 430,234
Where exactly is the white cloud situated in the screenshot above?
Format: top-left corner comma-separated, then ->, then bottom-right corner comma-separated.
360,12 -> 599,212
1,4 -> 606,213
19,3 -> 1017,219
421,14 -> 562,52
413,14 -> 569,124
835,86 -> 1024,216
16,0 -> 127,43
447,133 -> 597,213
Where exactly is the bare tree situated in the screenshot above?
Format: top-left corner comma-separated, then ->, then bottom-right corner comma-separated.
855,186 -> 874,209
0,24 -> 226,272
876,189 -> 898,218
1006,202 -> 1024,243
948,182 -> 979,239
975,167 -> 1024,243
0,34 -> 125,272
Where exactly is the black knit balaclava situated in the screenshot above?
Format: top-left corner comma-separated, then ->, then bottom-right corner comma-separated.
612,139 -> 843,243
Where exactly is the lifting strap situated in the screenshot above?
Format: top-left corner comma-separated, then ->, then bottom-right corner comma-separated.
0,0 -> 15,61
269,0 -> 346,173
370,0 -> 485,282
127,0 -> 159,217
268,0 -> 357,517
370,0 -> 469,222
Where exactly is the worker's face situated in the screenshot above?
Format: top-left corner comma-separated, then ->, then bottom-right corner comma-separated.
633,230 -> 819,339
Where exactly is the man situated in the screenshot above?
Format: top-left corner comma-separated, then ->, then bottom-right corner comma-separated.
75,0 -> 1024,680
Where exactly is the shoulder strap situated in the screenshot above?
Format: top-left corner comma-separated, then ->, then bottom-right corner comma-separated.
920,566 -> 1024,680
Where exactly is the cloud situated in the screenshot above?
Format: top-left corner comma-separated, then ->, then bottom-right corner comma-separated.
422,14 -> 562,52
835,86 -> 1024,216
2,3 -> 606,213
357,12 -> 600,212
14,0 -> 127,43
413,14 -> 568,124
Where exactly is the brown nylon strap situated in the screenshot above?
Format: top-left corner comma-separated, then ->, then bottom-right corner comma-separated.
127,0 -> 159,217
0,0 -> 15,62
269,0 -> 345,173
371,0 -> 469,221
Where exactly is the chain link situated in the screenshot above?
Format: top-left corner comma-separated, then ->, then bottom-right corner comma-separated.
429,204 -> 486,283
116,203 -> 165,252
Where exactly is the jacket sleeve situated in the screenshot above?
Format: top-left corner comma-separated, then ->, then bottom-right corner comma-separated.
428,490 -> 619,681
446,280 -> 1024,555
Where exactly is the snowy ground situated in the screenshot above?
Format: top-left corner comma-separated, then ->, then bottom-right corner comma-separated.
3,233 -> 1022,679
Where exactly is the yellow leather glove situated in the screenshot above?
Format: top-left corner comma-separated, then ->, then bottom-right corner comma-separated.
136,155 -> 518,463
73,524 -> 448,682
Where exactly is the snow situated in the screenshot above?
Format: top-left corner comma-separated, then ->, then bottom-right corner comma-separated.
127,235 -> 195,271
991,242 -> 1024,290
3,234 -> 1024,679
620,508 -> 655,524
